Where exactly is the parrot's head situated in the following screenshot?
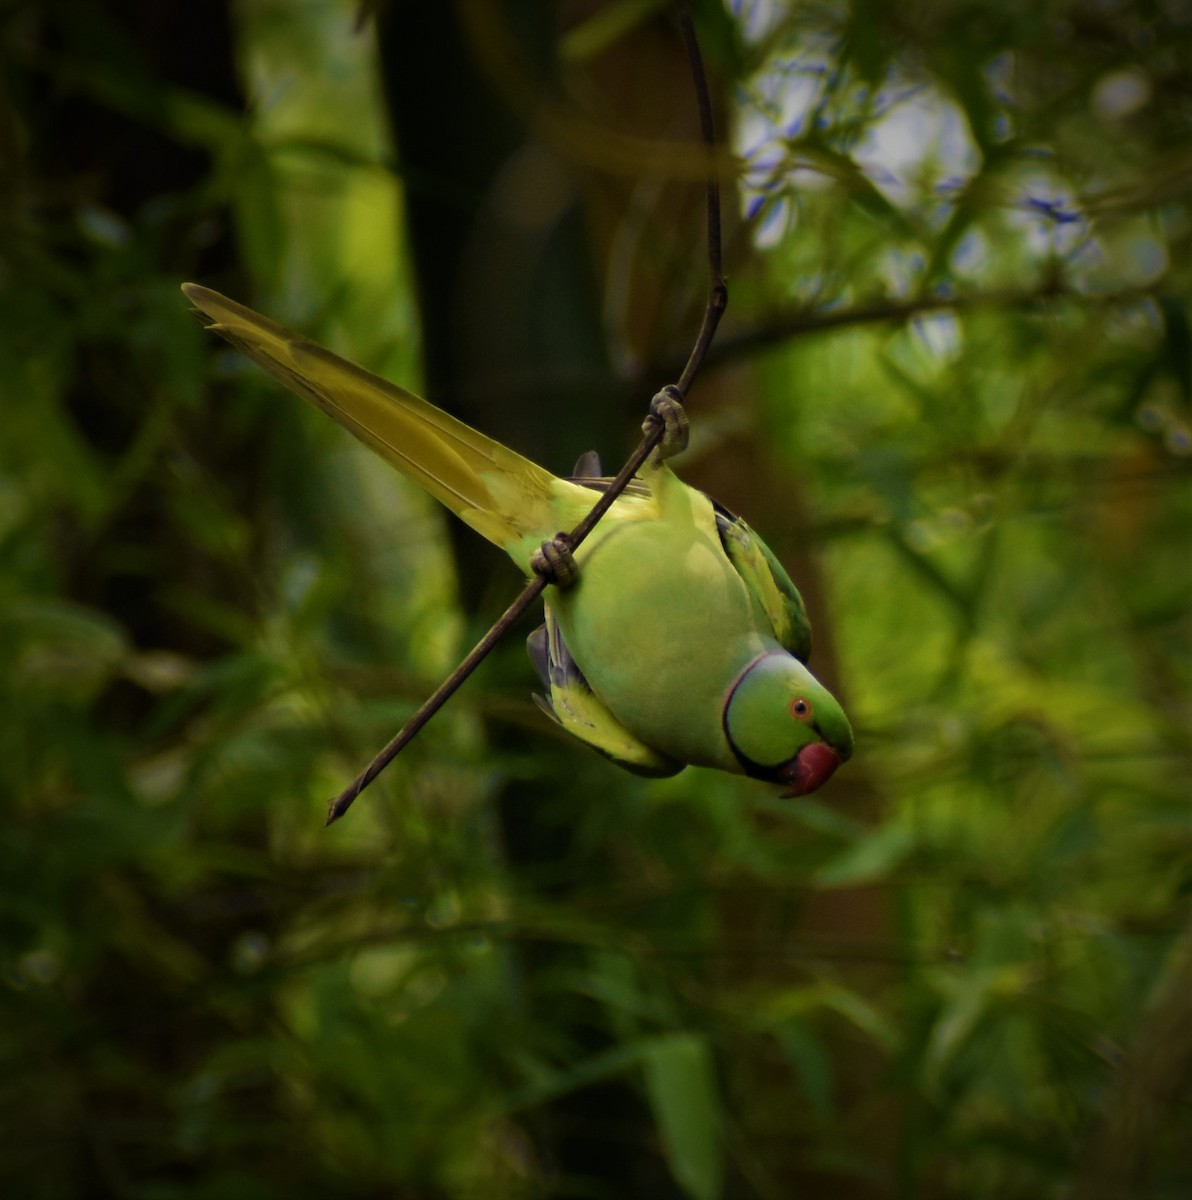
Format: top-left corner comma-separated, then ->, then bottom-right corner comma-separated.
722,651 -> 853,797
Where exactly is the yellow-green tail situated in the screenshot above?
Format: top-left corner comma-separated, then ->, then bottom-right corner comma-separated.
182,284 -> 563,553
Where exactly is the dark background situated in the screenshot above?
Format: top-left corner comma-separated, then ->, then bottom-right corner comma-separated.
2,1 -> 1190,1196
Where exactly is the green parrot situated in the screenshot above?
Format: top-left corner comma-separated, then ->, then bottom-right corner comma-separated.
182,283 -> 853,796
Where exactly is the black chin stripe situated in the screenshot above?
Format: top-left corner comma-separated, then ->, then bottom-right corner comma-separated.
721,654 -> 788,782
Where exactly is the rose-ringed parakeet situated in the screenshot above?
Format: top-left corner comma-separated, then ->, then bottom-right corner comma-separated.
182,284 -> 853,796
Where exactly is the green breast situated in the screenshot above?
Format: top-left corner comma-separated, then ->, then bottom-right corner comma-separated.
549,516 -> 775,772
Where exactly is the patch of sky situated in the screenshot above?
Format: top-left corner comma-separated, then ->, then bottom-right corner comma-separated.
982,51 -> 1015,108
1004,168 -> 1089,261
752,195 -> 792,249
950,229 -> 988,278
911,311 -> 962,364
734,25 -> 839,239
736,51 -> 833,162
725,0 -> 790,44
853,78 -> 982,210
933,172 -> 972,223
1091,69 -> 1151,121
880,247 -> 926,299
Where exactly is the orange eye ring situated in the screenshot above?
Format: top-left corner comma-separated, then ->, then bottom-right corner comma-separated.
790,697 -> 813,721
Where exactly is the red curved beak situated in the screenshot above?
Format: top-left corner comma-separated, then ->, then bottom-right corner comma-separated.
779,742 -> 841,797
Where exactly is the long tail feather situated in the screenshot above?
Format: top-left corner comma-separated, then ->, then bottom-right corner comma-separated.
182,283 -> 561,550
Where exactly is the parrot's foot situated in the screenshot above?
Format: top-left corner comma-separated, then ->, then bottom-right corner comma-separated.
531,533 -> 579,589
644,385 -> 689,461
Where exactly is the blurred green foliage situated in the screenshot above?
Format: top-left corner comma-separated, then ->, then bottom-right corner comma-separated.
1,1 -> 1189,1197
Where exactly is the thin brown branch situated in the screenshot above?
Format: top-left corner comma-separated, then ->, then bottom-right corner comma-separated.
675,2 -> 727,396
326,1 -> 726,825
708,280 -> 1161,365
326,576 -> 548,823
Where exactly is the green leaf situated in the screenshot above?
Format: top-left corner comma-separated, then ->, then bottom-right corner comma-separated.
641,1034 -> 723,1200
814,823 -> 915,887
779,1018 -> 835,1121
559,0 -> 669,61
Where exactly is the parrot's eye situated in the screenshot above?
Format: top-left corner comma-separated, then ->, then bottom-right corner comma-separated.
790,697 -> 813,721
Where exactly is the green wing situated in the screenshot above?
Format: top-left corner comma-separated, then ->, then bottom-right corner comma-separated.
558,468 -> 813,663
527,609 -> 682,778
714,505 -> 813,663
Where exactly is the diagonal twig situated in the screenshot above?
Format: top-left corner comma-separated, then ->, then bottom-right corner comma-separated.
326,0 -> 727,825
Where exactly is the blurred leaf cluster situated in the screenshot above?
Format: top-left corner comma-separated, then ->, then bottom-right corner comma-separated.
1,1 -> 1189,1197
